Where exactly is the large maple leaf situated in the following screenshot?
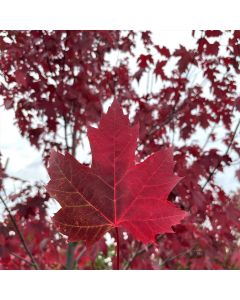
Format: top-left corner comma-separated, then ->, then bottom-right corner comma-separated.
46,100 -> 187,246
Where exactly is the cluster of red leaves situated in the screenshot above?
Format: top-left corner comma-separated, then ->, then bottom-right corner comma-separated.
0,183 -> 67,269
0,30 -> 240,269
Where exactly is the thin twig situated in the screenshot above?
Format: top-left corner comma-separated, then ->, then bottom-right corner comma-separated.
146,69 -> 150,95
4,158 -> 9,170
75,246 -> 87,265
124,244 -> 151,270
7,175 -> 29,183
159,249 -> 192,268
124,235 -> 164,270
0,193 -> 39,269
202,123 -> 217,152
63,117 -> 70,152
149,35 -> 201,138
65,242 -> 77,270
9,251 -> 36,267
201,118 -> 240,191
148,99 -> 188,136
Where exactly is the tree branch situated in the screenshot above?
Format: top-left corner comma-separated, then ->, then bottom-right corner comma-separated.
9,251 -> 36,267
63,117 -> 70,152
148,99 -> 188,137
202,123 -> 217,152
201,118 -> 240,191
124,234 -> 164,270
65,242 -> 77,269
75,246 -> 87,267
159,249 -> 193,268
0,192 -> 39,270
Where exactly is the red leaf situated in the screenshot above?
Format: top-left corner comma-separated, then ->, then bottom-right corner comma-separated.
137,54 -> 153,69
46,100 -> 187,246
154,60 -> 168,79
155,46 -> 170,57
205,30 -> 222,37
205,41 -> 219,56
174,45 -> 196,73
15,70 -> 28,88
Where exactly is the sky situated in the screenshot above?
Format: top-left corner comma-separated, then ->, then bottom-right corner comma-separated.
0,30 -> 239,197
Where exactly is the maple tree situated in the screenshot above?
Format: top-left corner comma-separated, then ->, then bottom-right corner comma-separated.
0,30 -> 240,269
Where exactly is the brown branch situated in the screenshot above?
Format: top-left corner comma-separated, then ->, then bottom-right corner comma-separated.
148,99 -> 188,137
202,123 -> 217,152
0,192 -> 39,269
9,251 -> 36,267
75,246 -> 87,266
63,117 -> 70,152
71,121 -> 77,157
201,118 -> 240,191
159,249 -> 193,268
124,234 -> 164,270
149,37 -> 203,139
4,158 -> 9,170
65,242 -> 77,269
146,69 -> 150,95
124,237 -> 196,270
8,175 -> 29,183
63,245 -> 86,270
124,244 -> 151,270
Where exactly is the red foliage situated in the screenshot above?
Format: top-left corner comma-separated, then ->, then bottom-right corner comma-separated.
0,30 -> 240,269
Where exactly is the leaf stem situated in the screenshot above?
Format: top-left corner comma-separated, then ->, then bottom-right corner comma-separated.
115,227 -> 120,270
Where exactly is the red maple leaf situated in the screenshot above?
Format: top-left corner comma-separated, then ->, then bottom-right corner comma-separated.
46,100 -> 187,246
137,54 -> 154,69
174,45 -> 197,73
